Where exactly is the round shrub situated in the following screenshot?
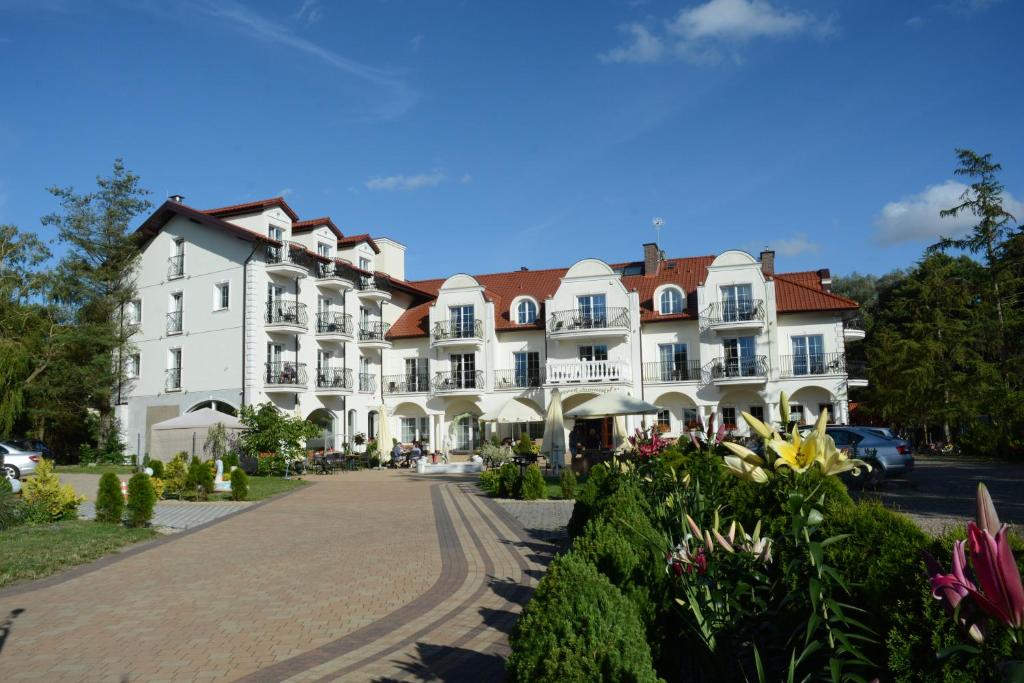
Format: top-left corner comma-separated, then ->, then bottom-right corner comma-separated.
94,472 -> 125,523
567,462 -> 615,538
125,473 -> 156,528
520,464 -> 547,500
22,458 -> 83,522
559,468 -> 577,499
185,458 -> 214,499
230,468 -> 249,501
478,468 -> 500,494
507,552 -> 659,682
163,454 -> 188,498
148,459 -> 165,479
497,462 -> 521,499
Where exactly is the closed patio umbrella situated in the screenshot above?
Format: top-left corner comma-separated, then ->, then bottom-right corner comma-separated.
564,392 -> 660,419
540,389 -> 570,467
613,415 -> 629,453
377,404 -> 391,468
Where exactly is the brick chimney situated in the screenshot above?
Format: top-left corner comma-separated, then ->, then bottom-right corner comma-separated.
169,194 -> 185,204
760,248 -> 775,277
817,268 -> 832,292
643,242 -> 661,276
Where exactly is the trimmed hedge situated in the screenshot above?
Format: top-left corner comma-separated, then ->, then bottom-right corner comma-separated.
520,464 -> 547,500
497,462 -> 521,499
94,472 -> 125,523
125,473 -> 156,528
559,468 -> 577,499
506,551 -> 660,683
230,468 -> 249,501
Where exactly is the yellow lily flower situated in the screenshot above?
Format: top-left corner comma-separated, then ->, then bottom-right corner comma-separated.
741,411 -> 778,441
722,440 -> 765,466
723,455 -> 769,483
815,434 -> 872,477
769,425 -> 819,473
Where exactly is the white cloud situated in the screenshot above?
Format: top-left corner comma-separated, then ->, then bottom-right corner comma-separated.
874,180 -> 1024,245
411,34 -> 424,51
599,23 -> 665,64
460,173 -> 473,184
365,170 -> 447,191
768,232 -> 820,256
278,187 -> 294,197
293,0 -> 322,25
195,1 -> 416,119
905,16 -> 925,28
601,0 -> 835,66
941,0 -> 1004,14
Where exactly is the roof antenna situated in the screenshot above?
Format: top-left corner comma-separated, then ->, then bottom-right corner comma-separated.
652,217 -> 664,248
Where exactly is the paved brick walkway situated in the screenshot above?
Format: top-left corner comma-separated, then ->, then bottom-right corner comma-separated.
0,471 -> 557,682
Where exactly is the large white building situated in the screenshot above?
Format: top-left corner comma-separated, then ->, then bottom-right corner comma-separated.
117,195 -> 865,459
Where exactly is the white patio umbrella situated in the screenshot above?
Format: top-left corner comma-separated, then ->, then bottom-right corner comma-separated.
377,404 -> 391,469
479,397 -> 546,424
540,389 -> 570,467
613,415 -> 629,453
564,392 -> 660,419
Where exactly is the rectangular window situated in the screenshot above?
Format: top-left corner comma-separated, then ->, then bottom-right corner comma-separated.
657,409 -> 671,431
513,351 -> 541,387
359,257 -> 372,271
168,292 -> 183,334
721,407 -> 737,429
576,294 -> 607,325
167,348 -> 182,390
792,335 -> 825,375
682,407 -> 698,429
317,242 -> 331,258
658,343 -> 688,380
722,337 -> 756,376
578,345 -> 608,362
720,284 -> 753,321
450,353 -> 476,388
215,283 -> 230,310
819,403 -> 835,421
749,406 -> 765,422
449,305 -> 475,337
125,299 -> 142,325
169,239 -> 185,278
405,358 -> 427,391
789,404 -> 805,425
400,417 -> 430,443
127,353 -> 140,378
512,422 -> 545,440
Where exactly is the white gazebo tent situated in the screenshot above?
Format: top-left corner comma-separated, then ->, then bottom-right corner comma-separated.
149,408 -> 244,463
480,397 -> 546,425
540,389 -> 571,468
565,392 -> 660,453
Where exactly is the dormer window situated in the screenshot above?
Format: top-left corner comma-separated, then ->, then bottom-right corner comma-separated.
317,242 -> 331,259
359,257 -> 372,271
659,288 -> 683,315
516,299 -> 538,324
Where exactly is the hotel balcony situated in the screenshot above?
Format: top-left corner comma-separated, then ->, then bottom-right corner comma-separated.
546,307 -> 630,340
431,319 -> 483,348
264,362 -> 307,393
779,352 -> 847,378
493,369 -> 545,391
642,360 -> 702,383
701,356 -> 768,386
699,300 -> 766,333
166,310 -> 183,336
357,321 -> 392,349
847,360 -> 869,388
843,315 -> 866,342
265,242 -> 307,277
432,370 -> 484,395
265,301 -> 308,334
167,255 -> 184,280
382,373 -> 431,395
315,312 -> 354,342
545,359 -> 631,385
315,262 -> 353,293
315,366 -> 353,395
355,276 -> 391,303
358,372 -> 377,394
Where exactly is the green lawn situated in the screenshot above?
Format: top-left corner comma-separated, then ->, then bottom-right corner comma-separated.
56,464 -> 135,475
0,520 -> 156,588
211,475 -> 308,502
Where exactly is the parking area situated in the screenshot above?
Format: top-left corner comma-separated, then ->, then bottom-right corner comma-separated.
860,455 -> 1024,534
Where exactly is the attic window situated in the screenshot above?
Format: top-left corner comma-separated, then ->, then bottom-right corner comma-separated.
614,265 -> 643,276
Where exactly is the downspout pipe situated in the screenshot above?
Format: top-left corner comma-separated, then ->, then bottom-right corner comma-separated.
240,240 -> 261,408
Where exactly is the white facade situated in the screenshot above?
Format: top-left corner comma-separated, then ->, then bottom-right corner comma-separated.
118,199 -> 865,460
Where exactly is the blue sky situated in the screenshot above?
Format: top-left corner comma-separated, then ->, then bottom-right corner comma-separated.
0,0 -> 1021,281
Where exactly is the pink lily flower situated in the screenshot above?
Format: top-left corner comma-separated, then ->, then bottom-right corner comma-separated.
964,521 -> 1024,630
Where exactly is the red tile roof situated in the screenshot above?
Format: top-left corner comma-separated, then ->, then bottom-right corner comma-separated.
135,200 -> 275,245
204,196 -> 300,222
292,217 -> 343,241
387,257 -> 857,339
336,233 -> 381,254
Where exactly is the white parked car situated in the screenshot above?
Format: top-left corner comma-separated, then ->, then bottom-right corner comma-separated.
0,441 -> 42,479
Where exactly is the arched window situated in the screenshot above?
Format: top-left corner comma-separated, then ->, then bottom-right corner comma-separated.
516,299 -> 537,324
660,288 -> 683,314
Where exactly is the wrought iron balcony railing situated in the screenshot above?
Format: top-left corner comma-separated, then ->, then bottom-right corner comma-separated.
265,361 -> 307,387
847,360 -> 869,381
432,370 -> 484,392
382,373 -> 431,394
165,367 -> 182,391
316,312 -> 353,336
266,301 -> 308,329
779,352 -> 846,378
701,355 -> 769,383
843,315 -> 865,332
358,372 -> 376,393
432,319 -> 483,342
493,369 -> 544,390
547,307 -> 629,333
315,366 -> 353,390
356,275 -> 383,291
167,254 -> 184,279
642,360 -> 702,382
358,321 -> 391,342
266,241 -> 306,268
700,300 -> 765,327
166,310 -> 183,334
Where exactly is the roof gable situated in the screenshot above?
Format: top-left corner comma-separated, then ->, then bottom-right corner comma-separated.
204,197 -> 299,222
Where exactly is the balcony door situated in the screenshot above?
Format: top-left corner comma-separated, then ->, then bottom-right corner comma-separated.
792,335 -> 825,375
723,336 -> 756,377
578,345 -> 608,362
267,283 -> 283,307
577,294 -> 606,326
720,284 -> 753,322
658,343 -> 688,381
450,305 -> 475,338
451,353 -> 476,389
406,358 -> 426,391
514,351 -> 540,387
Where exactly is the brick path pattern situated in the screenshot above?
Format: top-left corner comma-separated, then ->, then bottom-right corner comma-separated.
0,471 -> 557,682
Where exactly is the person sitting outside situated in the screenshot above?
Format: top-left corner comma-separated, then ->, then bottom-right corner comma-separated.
410,441 -> 423,461
390,441 -> 404,468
